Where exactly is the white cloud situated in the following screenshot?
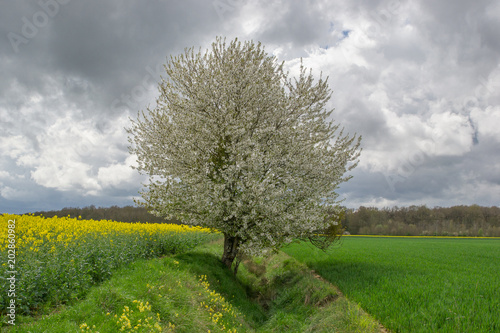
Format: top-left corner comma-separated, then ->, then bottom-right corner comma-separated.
470,106 -> 500,141
426,112 -> 475,156
0,135 -> 33,159
31,160 -> 101,193
22,109 -> 132,195
443,177 -> 500,207
97,155 -> 140,189
0,186 -> 32,201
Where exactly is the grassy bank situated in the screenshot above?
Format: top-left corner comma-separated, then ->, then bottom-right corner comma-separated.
284,237 -> 500,332
4,239 -> 382,332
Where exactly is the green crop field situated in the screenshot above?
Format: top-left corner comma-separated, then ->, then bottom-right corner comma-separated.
284,236 -> 500,333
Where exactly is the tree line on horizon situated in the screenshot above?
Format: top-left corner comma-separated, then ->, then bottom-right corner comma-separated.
29,204 -> 500,237
31,205 -> 179,224
342,205 -> 500,237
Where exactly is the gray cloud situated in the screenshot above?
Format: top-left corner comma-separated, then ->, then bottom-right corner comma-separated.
1,0 -> 499,213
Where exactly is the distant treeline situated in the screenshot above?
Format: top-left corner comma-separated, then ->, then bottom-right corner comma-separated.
342,205 -> 500,237
31,204 -> 500,237
32,205 -> 179,224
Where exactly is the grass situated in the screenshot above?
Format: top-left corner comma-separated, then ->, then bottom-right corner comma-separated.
283,236 -> 500,333
0,214 -> 215,315
3,239 -> 383,332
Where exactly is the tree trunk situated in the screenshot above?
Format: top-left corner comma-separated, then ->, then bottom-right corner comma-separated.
221,233 -> 240,273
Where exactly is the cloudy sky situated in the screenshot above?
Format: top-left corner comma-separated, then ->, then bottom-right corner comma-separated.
1,0 -> 499,214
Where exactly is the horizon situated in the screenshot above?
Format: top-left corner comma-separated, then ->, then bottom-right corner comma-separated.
4,203 -> 500,217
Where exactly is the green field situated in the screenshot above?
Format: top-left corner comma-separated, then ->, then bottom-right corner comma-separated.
284,236 -> 500,333
4,239 -> 383,332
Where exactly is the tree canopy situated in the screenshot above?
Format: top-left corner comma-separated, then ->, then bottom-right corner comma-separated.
128,37 -> 361,271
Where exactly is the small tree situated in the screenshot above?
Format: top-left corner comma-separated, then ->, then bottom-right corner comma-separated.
128,37 -> 361,273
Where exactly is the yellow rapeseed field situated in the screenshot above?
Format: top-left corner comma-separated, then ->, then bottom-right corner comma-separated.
0,214 -> 211,255
0,213 -> 215,314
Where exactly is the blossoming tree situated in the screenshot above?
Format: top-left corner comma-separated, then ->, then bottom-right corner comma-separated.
128,37 -> 361,273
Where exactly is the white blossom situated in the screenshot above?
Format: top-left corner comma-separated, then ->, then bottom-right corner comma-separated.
128,37 -> 361,259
